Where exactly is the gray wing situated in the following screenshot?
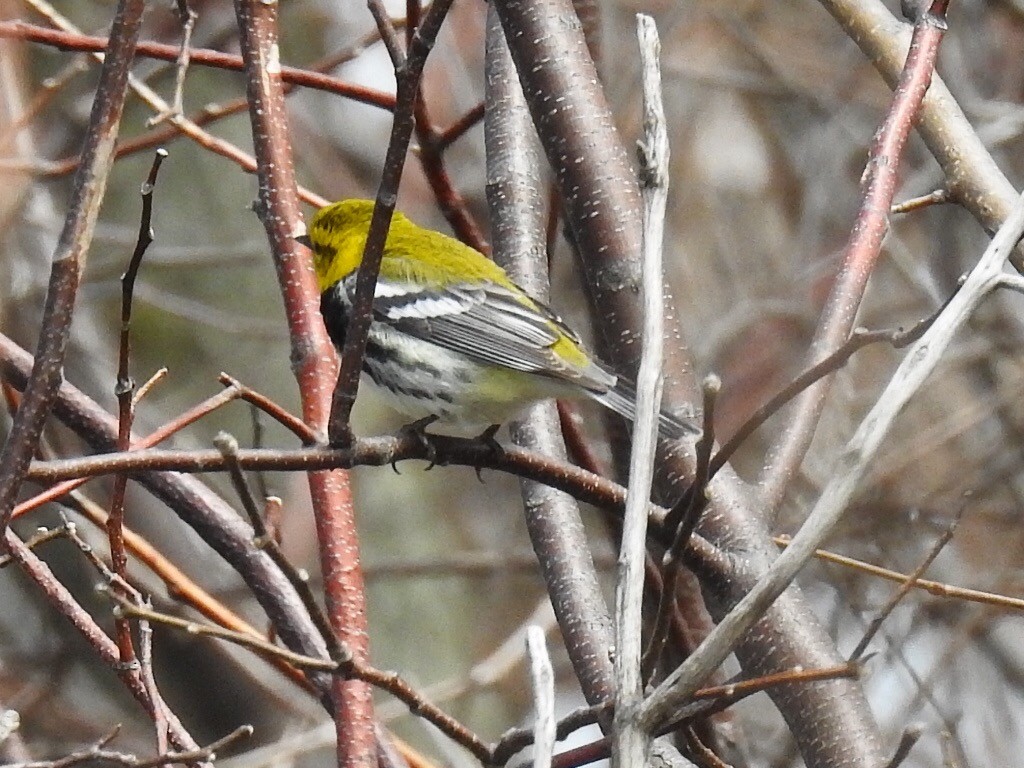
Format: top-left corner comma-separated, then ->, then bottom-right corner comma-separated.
354,275 -> 616,391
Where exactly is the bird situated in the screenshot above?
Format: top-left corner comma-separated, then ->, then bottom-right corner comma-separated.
296,199 -> 698,440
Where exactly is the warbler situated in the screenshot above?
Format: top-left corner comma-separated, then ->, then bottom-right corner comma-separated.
297,199 -> 697,439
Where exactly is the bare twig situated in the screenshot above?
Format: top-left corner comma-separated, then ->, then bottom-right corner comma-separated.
213,432 -> 344,662
112,593 -> 338,671
774,535 -> 1024,612
611,14 -> 668,768
883,724 -> 925,768
849,506 -> 964,660
642,376 -> 719,681
218,373 -> 318,444
327,0 -> 457,443
711,302 -> 950,481
0,524 -> 67,568
891,188 -> 950,214
148,6 -> 197,124
526,627 -> 556,768
2,725 -> 252,768
108,148 -> 169,665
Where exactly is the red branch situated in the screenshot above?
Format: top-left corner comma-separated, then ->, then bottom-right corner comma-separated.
232,2 -> 374,767
758,2 -> 950,513
0,21 -> 395,111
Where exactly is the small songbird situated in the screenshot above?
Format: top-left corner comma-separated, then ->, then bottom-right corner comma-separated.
297,199 -> 697,439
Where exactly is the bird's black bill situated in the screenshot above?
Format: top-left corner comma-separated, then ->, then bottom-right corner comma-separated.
294,234 -> 313,248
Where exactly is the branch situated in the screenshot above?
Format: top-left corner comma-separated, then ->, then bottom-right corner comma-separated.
484,0 -> 617,711
0,0 -> 144,544
233,0 -> 373,763
759,0 -> 951,515
327,0 -> 457,442
611,15 -> 667,768
640,185 -> 1024,733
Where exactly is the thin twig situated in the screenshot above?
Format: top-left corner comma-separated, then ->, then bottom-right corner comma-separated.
132,367 -> 168,408
109,148 -> 168,665
112,593 -> 338,671
1,725 -> 253,768
883,723 -> 925,768
218,373 -> 318,443
0,524 -> 67,568
773,535 -> 1024,611
213,432 -> 345,662
891,188 -> 950,214
436,102 -> 485,151
526,627 -> 556,768
137,617 -> 169,754
148,6 -> 197,124
642,375 -> 719,681
849,505 -> 965,660
327,0 -> 457,443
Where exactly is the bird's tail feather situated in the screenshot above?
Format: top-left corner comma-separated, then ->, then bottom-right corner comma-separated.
590,382 -> 700,441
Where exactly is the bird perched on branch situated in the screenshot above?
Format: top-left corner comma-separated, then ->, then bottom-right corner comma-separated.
297,199 -> 697,440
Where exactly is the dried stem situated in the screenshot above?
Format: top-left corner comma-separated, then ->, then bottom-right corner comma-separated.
611,15 -> 667,768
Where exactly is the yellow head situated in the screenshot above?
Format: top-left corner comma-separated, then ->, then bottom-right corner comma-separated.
298,199 -> 414,292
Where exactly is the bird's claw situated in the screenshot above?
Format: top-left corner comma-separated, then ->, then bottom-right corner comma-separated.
395,415 -> 440,471
472,424 -> 503,482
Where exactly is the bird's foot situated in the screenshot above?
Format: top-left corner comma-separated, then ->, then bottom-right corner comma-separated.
394,415 -> 440,472
471,424 -> 503,482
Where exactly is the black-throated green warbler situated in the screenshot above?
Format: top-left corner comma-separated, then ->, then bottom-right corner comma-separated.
297,199 -> 697,439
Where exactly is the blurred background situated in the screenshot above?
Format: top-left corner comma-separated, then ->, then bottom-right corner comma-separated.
1,0 -> 1023,766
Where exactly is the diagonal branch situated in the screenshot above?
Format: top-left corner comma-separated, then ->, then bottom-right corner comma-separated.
759,1 -> 951,515
0,0 -> 144,545
327,0 -> 457,443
